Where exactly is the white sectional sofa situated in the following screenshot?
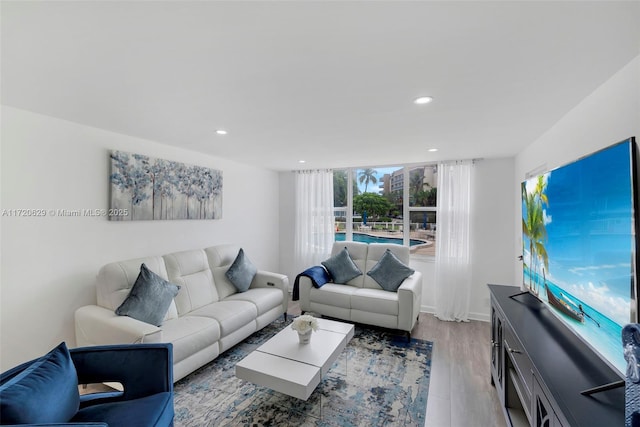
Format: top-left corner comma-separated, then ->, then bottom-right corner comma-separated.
75,244 -> 288,382
297,242 -> 422,339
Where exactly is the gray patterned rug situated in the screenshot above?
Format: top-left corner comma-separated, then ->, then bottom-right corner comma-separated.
174,318 -> 433,427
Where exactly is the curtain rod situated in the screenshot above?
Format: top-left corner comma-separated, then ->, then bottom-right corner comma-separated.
290,158 -> 483,172
290,168 -> 333,173
437,158 -> 482,165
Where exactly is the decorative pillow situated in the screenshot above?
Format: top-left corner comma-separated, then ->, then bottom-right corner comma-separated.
115,263 -> 181,326
0,342 -> 79,424
367,249 -> 415,292
322,247 -> 362,284
226,248 -> 258,292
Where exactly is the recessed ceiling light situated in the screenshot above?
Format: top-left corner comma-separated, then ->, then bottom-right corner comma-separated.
299,160 -> 306,164
414,96 -> 433,105
428,148 -> 438,152
216,129 -> 227,135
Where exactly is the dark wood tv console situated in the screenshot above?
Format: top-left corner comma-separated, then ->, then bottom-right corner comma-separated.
489,284 -> 624,426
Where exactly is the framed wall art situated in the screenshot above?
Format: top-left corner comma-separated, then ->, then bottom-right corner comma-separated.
109,150 -> 223,221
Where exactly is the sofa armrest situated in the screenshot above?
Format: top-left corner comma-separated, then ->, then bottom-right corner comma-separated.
71,343 -> 173,401
296,275 -> 315,312
75,305 -> 162,347
251,270 -> 289,314
397,271 -> 423,332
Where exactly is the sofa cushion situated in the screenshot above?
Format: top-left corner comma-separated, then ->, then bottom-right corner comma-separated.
187,300 -> 258,336
205,244 -> 243,300
0,342 -> 79,424
322,247 -> 362,284
352,288 -> 399,316
309,283 -> 358,309
225,288 -> 283,315
159,316 -> 220,364
115,264 -> 181,326
225,248 -> 257,292
73,391 -> 173,427
366,249 -> 415,292
164,249 -> 219,315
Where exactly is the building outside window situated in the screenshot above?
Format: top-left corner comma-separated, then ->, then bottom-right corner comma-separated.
333,164 -> 437,257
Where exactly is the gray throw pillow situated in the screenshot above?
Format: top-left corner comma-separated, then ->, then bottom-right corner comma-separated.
367,249 -> 415,292
115,263 -> 181,326
226,248 -> 257,292
322,247 -> 362,284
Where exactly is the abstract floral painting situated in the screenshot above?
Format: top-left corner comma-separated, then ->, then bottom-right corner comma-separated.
109,150 -> 222,221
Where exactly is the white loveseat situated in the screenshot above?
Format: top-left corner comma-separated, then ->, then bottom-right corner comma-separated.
75,244 -> 288,382
297,242 -> 422,339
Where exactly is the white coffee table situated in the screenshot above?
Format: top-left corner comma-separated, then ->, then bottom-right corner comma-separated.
235,318 -> 354,401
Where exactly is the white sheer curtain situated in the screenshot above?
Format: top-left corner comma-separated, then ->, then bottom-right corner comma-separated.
434,160 -> 473,322
294,169 -> 335,273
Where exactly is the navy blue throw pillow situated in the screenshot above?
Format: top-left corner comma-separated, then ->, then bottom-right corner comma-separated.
0,342 -> 79,424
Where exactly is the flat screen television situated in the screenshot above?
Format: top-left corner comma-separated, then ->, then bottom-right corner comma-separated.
521,137 -> 638,377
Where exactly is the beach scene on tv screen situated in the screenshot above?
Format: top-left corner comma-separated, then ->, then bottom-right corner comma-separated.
522,140 -> 634,375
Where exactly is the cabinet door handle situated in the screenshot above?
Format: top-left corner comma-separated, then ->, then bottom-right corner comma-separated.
491,340 -> 500,348
506,345 -> 522,354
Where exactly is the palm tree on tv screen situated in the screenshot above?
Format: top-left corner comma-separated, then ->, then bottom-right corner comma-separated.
522,175 -> 549,294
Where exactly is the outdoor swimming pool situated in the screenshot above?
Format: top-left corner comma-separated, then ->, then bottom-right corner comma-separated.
335,232 -> 427,246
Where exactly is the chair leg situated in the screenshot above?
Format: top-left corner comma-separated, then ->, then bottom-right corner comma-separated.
406,331 -> 411,343
283,313 -> 287,322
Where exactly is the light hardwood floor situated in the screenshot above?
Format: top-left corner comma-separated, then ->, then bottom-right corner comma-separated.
415,313 -> 506,427
287,297 -> 507,427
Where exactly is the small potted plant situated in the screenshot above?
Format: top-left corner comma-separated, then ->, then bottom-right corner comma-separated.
291,314 -> 319,344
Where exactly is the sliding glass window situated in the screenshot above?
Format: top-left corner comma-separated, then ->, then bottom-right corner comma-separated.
332,164 -> 437,258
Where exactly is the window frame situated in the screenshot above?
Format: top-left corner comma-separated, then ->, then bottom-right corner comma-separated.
335,163 -> 437,260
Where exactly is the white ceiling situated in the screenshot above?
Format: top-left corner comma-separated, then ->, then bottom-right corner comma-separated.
2,1 -> 639,171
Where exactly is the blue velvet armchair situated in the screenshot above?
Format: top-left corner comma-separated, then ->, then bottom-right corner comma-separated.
0,342 -> 174,426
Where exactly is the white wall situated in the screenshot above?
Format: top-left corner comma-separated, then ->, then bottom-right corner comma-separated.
0,107 -> 281,371
278,157 -> 515,322
513,55 -> 640,286
470,158 -> 516,317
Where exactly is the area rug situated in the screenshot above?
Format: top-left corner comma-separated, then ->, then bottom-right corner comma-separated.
174,319 -> 433,427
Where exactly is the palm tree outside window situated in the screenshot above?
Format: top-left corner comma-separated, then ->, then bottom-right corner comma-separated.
358,168 -> 378,193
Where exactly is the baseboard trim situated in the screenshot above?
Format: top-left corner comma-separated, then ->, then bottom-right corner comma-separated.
420,305 -> 489,323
